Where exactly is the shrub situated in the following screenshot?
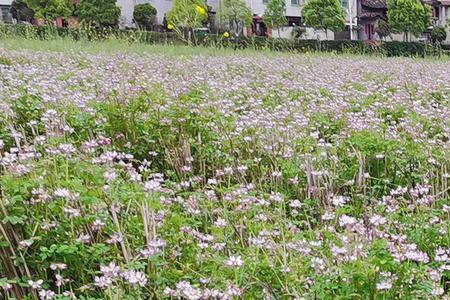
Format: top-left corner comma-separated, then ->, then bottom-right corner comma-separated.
375,20 -> 390,40
133,3 -> 157,30
430,25 -> 447,44
75,0 -> 121,28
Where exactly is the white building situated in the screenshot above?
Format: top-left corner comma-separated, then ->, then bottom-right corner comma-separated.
117,0 -> 358,40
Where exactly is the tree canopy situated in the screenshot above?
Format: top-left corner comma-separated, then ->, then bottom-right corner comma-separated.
430,25 -> 447,44
264,0 -> 286,36
133,3 -> 157,30
375,19 -> 391,40
217,0 -> 252,35
24,0 -> 72,20
301,0 -> 346,38
76,0 -> 121,27
387,0 -> 432,41
166,0 -> 208,29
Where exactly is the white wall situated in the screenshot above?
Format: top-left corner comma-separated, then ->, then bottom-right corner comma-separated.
0,0 -> 12,5
271,26 -> 330,40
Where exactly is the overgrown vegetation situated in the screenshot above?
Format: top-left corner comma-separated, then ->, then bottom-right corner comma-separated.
0,39 -> 450,299
1,23 -> 450,58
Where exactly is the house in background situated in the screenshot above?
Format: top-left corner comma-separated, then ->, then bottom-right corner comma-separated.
424,0 -> 450,43
424,0 -> 450,26
334,0 -> 359,40
0,0 -> 12,23
357,0 -> 387,41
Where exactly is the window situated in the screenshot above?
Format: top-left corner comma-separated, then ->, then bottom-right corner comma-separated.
0,6 -> 12,23
291,0 -> 299,5
287,16 -> 301,26
341,0 -> 348,8
263,0 -> 268,4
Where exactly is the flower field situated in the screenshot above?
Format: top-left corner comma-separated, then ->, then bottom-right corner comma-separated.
0,46 -> 450,299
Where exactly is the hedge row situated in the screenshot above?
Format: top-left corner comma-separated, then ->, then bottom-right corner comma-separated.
0,24 -> 448,57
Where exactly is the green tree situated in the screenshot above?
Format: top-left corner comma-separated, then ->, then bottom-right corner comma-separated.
166,0 -> 208,42
75,0 -> 121,27
133,3 -> 157,30
10,0 -> 35,22
217,0 -> 252,35
375,19 -> 391,40
301,0 -> 346,39
387,0 -> 432,42
430,25 -> 447,44
24,0 -> 72,21
167,0 -> 208,28
264,0 -> 286,37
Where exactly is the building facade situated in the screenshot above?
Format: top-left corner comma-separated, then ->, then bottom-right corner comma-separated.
357,0 -> 387,41
424,0 -> 450,43
0,0 -> 12,23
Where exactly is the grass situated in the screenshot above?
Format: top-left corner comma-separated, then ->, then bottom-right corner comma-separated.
0,37 -> 277,57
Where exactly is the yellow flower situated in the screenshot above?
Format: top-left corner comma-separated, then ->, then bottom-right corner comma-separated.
167,23 -> 174,30
195,5 -> 206,15
223,32 -> 230,38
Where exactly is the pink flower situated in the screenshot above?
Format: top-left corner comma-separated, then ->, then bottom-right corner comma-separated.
39,289 -> 56,300
225,255 -> 244,267
122,270 -> 147,287
28,279 -> 43,289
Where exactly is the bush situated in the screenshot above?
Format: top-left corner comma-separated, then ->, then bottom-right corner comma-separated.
291,26 -> 306,39
133,3 -> 157,30
75,0 -> 121,28
430,25 -> 447,44
375,20 -> 390,40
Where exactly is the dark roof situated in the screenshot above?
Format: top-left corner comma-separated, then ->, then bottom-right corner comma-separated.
358,11 -> 387,19
424,0 -> 450,5
360,0 -> 387,8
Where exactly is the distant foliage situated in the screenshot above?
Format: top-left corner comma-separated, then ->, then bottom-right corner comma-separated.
375,20 -> 390,40
10,0 -> 34,22
291,25 -> 306,39
430,25 -> 447,44
217,0 -> 252,35
166,0 -> 208,29
264,0 -> 286,36
76,0 -> 121,27
301,0 -> 346,39
387,0 -> 432,41
133,3 -> 157,30
24,0 -> 72,21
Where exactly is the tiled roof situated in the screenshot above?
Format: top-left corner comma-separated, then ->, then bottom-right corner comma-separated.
361,0 -> 387,8
424,0 -> 450,5
358,11 -> 387,19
